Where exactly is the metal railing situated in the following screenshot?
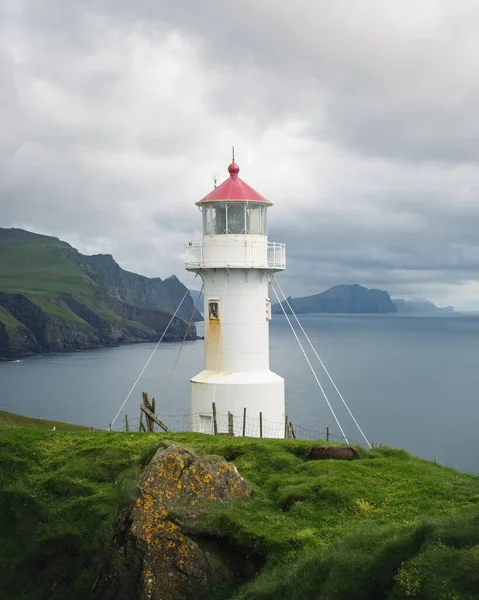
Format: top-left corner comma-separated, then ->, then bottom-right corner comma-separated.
185,241 -> 285,270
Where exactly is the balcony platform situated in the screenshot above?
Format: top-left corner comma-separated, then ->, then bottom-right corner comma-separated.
185,240 -> 285,271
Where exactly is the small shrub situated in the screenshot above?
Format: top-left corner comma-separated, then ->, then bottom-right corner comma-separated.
113,466 -> 142,507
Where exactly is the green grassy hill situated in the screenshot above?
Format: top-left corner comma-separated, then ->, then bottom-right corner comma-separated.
0,409 -> 89,431
1,415 -> 478,599
0,228 -> 197,358
0,228 -> 93,297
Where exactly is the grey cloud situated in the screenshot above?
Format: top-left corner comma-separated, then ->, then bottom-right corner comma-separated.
91,0 -> 479,163
0,0 -> 478,308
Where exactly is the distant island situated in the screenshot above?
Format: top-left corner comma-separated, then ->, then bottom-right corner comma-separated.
392,298 -> 454,313
271,284 -> 455,315
272,284 -> 397,314
0,228 -> 199,359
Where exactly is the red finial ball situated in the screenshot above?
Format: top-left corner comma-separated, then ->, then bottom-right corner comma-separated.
228,162 -> 240,175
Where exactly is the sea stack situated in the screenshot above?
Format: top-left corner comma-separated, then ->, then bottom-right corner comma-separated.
185,155 -> 286,437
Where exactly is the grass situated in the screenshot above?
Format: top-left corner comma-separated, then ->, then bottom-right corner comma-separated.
0,306 -> 23,339
24,294 -> 90,325
0,423 -> 478,599
0,229 -> 94,299
0,410 -> 90,432
0,229 -> 101,326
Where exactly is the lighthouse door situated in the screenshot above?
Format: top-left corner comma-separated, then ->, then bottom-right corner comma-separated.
198,414 -> 213,434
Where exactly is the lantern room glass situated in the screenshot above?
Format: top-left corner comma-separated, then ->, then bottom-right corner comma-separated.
202,203 -> 267,236
227,203 -> 246,234
211,204 -> 227,235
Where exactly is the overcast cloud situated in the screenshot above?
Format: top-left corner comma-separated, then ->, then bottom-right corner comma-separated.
1,0 -> 479,308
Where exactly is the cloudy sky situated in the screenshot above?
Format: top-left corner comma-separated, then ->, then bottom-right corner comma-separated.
1,1 -> 479,309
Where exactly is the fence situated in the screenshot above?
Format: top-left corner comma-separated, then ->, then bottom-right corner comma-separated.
113,403 -> 351,444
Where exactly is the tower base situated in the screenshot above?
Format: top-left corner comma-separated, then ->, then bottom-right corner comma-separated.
190,370 -> 285,438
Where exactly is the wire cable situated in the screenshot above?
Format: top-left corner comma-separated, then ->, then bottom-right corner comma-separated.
272,276 -> 371,449
109,289 -> 190,428
268,277 -> 349,443
157,282 -> 204,406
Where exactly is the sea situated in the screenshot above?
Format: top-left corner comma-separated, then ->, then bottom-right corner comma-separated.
1,312 -> 479,474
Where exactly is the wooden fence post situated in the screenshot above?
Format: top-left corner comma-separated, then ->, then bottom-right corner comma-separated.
326,426 -> 330,442
142,392 -> 151,432
108,423 -> 112,432
284,415 -> 289,439
140,404 -> 171,433
289,422 -> 296,439
228,411 -> 234,436
147,394 -> 154,432
259,412 -> 263,438
212,402 -> 218,435
242,407 -> 246,437
125,414 -> 129,432
140,392 -> 171,433
139,412 -> 146,432
146,392 -> 154,432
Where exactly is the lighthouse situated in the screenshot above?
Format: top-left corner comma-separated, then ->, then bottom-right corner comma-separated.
185,156 -> 286,437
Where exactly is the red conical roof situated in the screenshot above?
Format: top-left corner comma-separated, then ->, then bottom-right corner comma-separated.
197,162 -> 272,205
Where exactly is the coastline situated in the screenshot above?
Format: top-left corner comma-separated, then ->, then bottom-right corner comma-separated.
0,332 -> 202,362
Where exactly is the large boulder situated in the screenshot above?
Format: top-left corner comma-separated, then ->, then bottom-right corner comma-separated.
93,444 -> 253,600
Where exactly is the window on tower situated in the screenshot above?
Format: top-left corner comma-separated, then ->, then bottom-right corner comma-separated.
202,206 -> 211,234
227,203 -> 246,234
211,204 -> 227,235
246,204 -> 267,235
208,300 -> 220,321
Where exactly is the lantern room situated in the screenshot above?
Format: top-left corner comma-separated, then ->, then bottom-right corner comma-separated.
185,160 -> 285,271
197,161 -> 273,237
201,203 -> 268,236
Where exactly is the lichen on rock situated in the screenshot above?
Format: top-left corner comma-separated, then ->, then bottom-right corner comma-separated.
93,444 -> 253,600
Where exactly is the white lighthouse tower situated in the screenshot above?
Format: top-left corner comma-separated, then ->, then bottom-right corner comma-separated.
185,156 -> 286,437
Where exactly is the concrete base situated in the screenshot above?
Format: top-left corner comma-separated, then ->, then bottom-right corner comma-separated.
190,370 -> 285,438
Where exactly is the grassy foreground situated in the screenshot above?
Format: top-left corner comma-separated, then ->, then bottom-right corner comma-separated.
0,425 -> 478,600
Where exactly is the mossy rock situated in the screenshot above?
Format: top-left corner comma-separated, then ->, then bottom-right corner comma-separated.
93,444 -> 254,600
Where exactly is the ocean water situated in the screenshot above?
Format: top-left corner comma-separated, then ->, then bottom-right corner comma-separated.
1,313 -> 479,474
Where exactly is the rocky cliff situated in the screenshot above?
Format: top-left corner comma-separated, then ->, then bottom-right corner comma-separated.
272,284 -> 397,314
0,291 -> 193,360
0,228 -> 197,359
69,252 -> 201,321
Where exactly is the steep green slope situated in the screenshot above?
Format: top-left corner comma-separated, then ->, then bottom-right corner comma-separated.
0,228 -> 94,297
0,423 -> 478,600
0,228 -> 197,358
